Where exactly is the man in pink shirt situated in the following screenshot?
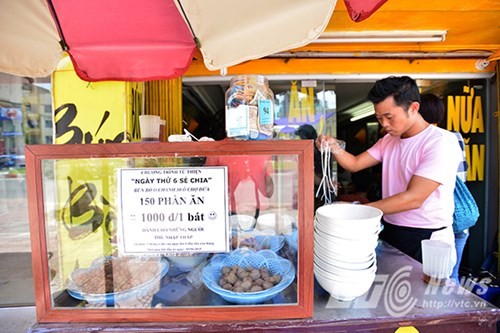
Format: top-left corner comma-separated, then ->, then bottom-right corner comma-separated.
318,76 -> 461,265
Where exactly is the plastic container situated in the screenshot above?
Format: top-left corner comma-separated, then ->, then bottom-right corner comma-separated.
421,239 -> 453,285
201,248 -> 295,304
225,75 -> 274,140
67,256 -> 169,307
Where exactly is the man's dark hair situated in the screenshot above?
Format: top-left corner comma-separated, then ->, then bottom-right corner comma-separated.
295,124 -> 318,140
419,93 -> 445,125
367,76 -> 421,111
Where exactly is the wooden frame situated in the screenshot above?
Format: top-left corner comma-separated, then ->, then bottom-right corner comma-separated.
25,140 -> 314,323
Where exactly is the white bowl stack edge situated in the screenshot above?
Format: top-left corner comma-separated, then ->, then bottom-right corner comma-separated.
314,203 -> 383,301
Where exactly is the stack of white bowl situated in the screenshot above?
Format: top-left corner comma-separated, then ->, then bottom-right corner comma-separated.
314,203 -> 383,301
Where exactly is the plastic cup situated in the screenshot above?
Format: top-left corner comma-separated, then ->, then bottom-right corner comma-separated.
139,115 -> 161,141
421,239 -> 453,286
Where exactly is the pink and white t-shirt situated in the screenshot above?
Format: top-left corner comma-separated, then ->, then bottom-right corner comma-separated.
367,125 -> 461,229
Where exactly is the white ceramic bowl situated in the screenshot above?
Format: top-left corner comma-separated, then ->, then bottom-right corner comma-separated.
316,202 -> 383,219
315,229 -> 379,252
314,250 -> 376,271
314,260 -> 376,282
314,253 -> 377,278
315,212 -> 381,230
314,242 -> 376,267
167,253 -> 209,272
314,237 -> 377,265
314,225 -> 379,246
230,214 -> 257,232
314,264 -> 376,301
315,216 -> 381,239
256,213 -> 296,234
315,204 -> 382,229
314,228 -> 379,255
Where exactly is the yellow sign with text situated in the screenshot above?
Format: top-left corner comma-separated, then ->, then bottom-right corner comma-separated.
447,86 -> 484,181
52,56 -> 143,281
285,80 -> 336,138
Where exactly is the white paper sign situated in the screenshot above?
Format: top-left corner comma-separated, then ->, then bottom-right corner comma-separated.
226,105 -> 249,137
117,166 -> 229,255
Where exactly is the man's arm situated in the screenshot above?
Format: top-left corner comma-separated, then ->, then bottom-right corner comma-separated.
316,134 -> 379,172
365,175 -> 440,214
333,150 -> 379,173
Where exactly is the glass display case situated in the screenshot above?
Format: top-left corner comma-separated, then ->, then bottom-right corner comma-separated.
25,140 -> 314,323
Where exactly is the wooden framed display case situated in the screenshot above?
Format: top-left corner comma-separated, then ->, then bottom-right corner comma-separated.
25,140 -> 314,323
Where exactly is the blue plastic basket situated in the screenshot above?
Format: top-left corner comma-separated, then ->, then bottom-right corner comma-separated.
202,248 -> 295,304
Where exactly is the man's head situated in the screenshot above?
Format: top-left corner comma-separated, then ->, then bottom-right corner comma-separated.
367,76 -> 422,138
295,124 -> 318,140
367,76 -> 420,110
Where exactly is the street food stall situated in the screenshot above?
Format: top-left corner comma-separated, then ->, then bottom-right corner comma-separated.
0,0 -> 499,332
25,70 -> 500,331
25,140 -> 315,322
24,140 -> 500,332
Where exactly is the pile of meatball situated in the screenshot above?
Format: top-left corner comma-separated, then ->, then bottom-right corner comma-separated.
218,265 -> 282,292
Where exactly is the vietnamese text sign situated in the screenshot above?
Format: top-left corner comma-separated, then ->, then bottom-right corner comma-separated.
117,166 -> 229,255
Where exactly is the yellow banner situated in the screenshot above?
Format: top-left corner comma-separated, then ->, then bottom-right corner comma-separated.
51,56 -> 143,280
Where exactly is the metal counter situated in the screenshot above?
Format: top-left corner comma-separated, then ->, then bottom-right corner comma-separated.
30,241 -> 500,332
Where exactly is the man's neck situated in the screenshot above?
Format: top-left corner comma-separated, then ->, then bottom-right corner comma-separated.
401,118 -> 430,138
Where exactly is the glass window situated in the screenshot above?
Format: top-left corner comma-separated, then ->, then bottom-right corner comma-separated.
0,73 -> 52,307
